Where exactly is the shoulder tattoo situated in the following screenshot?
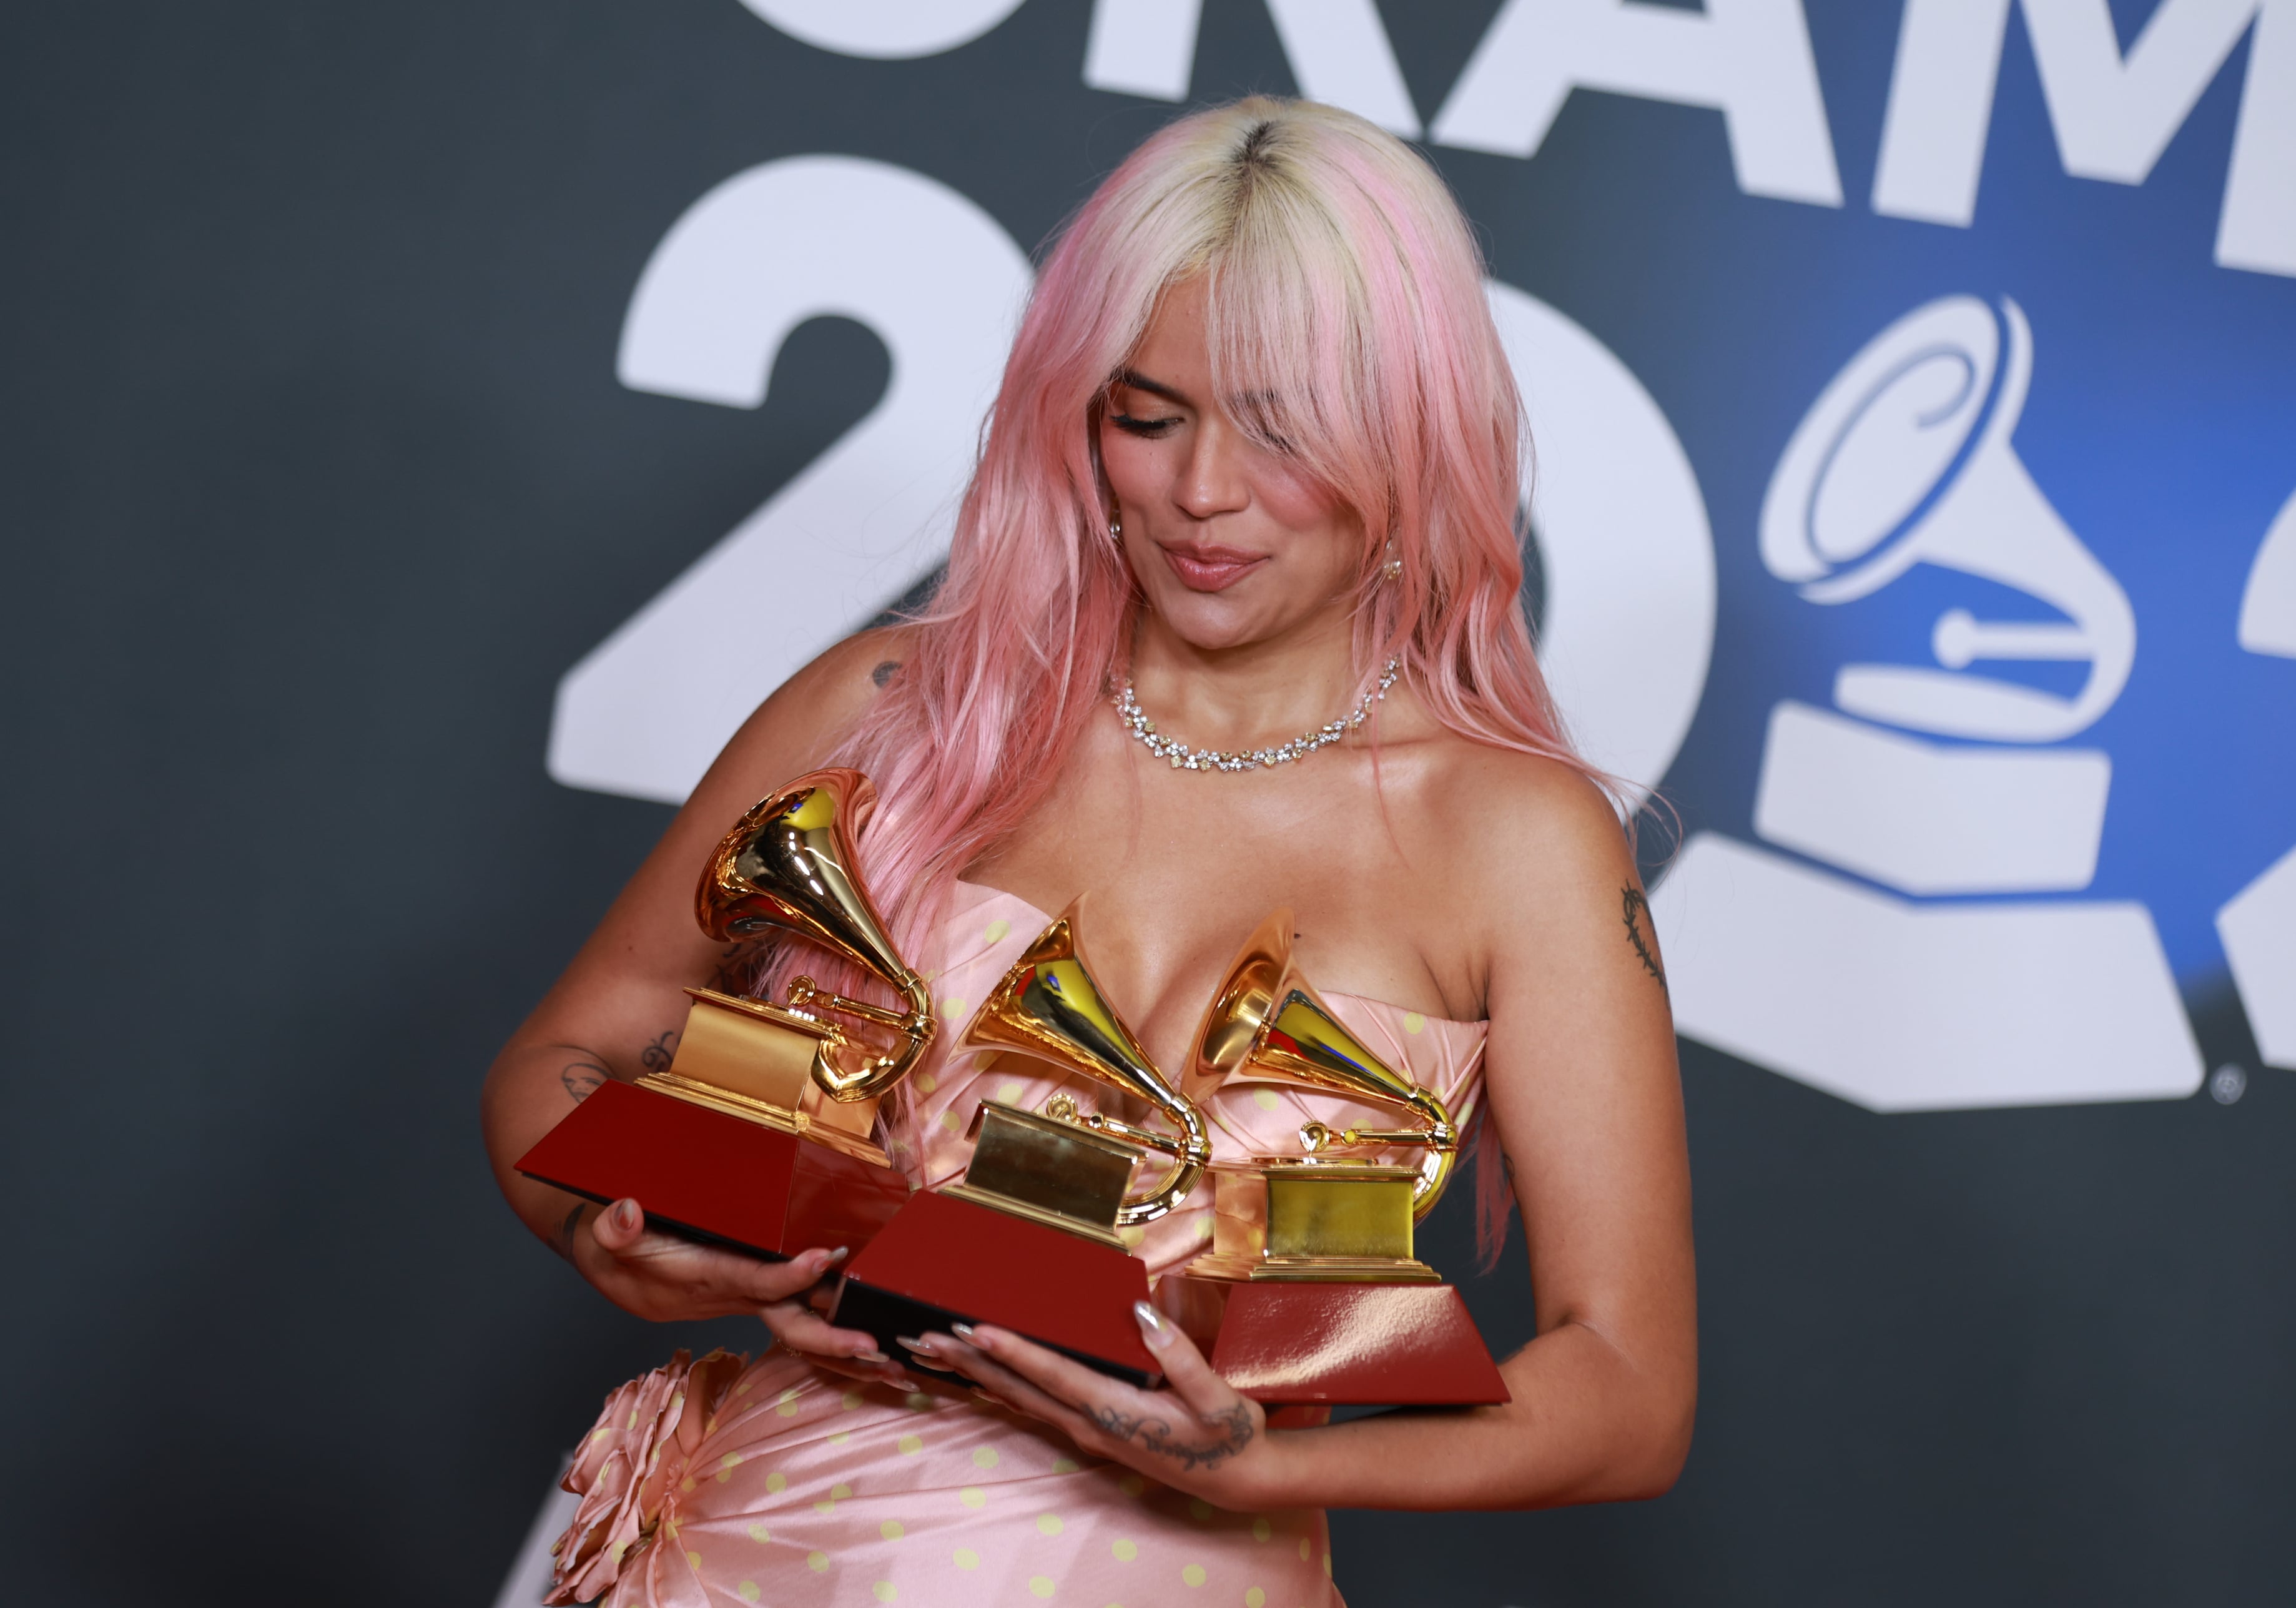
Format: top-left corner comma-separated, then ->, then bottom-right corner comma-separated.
1621,885 -> 1668,995
871,659 -> 901,688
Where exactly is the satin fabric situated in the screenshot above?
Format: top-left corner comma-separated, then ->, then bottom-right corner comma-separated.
549,880 -> 1489,1608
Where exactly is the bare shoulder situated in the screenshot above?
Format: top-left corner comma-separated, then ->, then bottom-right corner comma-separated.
683,624 -> 922,814
1411,734 -> 1635,892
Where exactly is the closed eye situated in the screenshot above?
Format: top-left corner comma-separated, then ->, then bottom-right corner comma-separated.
1108,410 -> 1180,437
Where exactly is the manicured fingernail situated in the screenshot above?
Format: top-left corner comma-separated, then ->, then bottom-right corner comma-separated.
613,1200 -> 641,1230
897,1334 -> 935,1356
854,1349 -> 889,1364
825,1246 -> 849,1263
1133,1301 -> 1173,1348
951,1323 -> 978,1344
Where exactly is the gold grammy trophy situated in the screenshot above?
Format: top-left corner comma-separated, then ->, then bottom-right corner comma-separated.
515,769 -> 930,1258
834,904 -> 1211,1386
1170,909 -> 1510,1404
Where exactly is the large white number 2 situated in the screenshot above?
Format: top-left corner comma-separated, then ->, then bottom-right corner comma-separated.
546,156 -> 1032,804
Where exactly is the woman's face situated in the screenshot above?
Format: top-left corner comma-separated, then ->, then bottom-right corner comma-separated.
1098,277 -> 1365,653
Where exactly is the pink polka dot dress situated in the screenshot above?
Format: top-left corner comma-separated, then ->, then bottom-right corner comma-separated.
546,882 -> 1489,1608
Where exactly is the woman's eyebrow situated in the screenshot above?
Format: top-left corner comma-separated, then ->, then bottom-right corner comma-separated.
1113,367 -> 1190,405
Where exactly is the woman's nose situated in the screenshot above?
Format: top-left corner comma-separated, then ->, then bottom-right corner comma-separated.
1175,419 -> 1251,520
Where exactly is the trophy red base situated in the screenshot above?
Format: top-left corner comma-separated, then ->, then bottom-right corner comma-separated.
833,1190 -> 1163,1388
515,1078 -> 910,1260
1168,1275 -> 1510,1406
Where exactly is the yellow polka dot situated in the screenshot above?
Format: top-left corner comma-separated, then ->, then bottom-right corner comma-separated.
1037,1513 -> 1064,1536
829,1431 -> 852,1445
734,1379 -> 752,1396
940,1110 -> 961,1133
1323,1552 -> 1333,1576
907,1393 -> 935,1411
1251,1088 -> 1280,1112
842,1390 -> 863,1410
1402,1010 -> 1426,1034
815,1499 -> 839,1514
960,1486 -> 987,1509
1112,1538 -> 1138,1562
627,1408 -> 639,1429
1246,1591 -> 1266,1607
917,1071 -> 939,1094
1028,1579 -> 1056,1601
986,917 -> 1012,942
997,1078 -> 1024,1103
610,1541 -> 629,1564
685,1551 -> 702,1568
1297,1538 -> 1310,1561
589,1426 -> 609,1443
1119,1473 -> 1146,1497
1251,1516 -> 1271,1542
766,1471 -> 787,1494
746,1522 -> 770,1544
1052,1457 -> 1080,1473
973,1446 -> 1000,1469
737,1582 -> 760,1602
1182,1563 -> 1207,1587
953,1547 -> 980,1571
832,1482 -> 853,1499
807,1551 -> 830,1573
873,1585 -> 898,1604
942,995 -> 967,1017
679,1476 -> 695,1492
1188,1497 -> 1214,1521
776,1388 -> 801,1418
880,1519 -> 905,1541
898,1433 -> 924,1455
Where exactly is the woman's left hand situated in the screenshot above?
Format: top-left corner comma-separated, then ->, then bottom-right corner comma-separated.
910,1301 -> 1284,1509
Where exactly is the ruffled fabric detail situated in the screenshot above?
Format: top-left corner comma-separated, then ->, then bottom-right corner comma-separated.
547,1348 -> 749,1604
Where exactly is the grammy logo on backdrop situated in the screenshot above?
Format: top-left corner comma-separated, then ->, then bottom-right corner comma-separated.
1652,295 -> 2202,1112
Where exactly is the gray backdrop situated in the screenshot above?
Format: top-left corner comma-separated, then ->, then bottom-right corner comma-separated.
6,3 -> 2291,1604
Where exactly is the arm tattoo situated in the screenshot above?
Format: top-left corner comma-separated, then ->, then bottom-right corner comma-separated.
1087,1400 -> 1256,1474
871,659 -> 901,688
1621,885 -> 1668,995
561,1058 -> 608,1102
710,939 -> 767,995
639,1028 -> 679,1075
554,1202 -> 586,1261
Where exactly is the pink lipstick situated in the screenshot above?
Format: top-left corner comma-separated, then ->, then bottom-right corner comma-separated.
1158,540 -> 1267,592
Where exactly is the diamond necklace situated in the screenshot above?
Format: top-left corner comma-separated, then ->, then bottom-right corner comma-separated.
1115,658 -> 1402,773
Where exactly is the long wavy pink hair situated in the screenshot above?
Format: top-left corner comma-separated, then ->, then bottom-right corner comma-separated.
767,97 -> 1612,1264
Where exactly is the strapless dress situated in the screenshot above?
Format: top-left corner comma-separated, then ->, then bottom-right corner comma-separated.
547,880 -> 1490,1608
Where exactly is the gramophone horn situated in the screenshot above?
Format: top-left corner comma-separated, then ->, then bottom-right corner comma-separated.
960,904 -> 1211,1226
698,769 -> 934,1103
1191,909 -> 1461,1220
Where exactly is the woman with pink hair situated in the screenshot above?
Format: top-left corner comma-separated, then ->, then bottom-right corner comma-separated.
483,97 -> 1694,1606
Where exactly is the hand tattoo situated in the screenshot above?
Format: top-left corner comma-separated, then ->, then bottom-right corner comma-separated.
1622,885 -> 1668,995
639,1028 -> 679,1075
1088,1400 -> 1256,1473
561,1059 -> 608,1103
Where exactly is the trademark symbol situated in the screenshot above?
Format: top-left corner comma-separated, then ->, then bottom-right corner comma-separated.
2210,1065 -> 2248,1105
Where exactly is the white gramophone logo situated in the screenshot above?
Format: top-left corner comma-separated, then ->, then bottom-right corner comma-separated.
1651,295 -> 2204,1112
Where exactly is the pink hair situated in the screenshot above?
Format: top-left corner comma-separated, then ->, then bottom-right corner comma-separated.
766,97 -> 1613,1268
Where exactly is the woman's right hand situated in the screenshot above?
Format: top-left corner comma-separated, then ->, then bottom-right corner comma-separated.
576,1198 -> 915,1388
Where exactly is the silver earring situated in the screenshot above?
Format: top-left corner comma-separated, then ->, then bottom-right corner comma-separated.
1109,517 -> 1124,543
1380,541 -> 1402,581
